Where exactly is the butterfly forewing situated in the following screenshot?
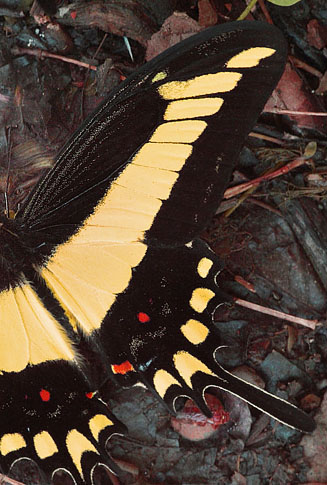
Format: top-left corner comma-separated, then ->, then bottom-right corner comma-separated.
19,21 -> 287,247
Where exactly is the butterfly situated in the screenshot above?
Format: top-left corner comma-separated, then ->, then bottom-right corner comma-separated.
0,19 -> 315,485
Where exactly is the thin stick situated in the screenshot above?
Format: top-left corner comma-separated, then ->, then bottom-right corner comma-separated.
237,0 -> 258,20
0,473 -> 26,485
11,46 -> 97,71
224,157 -> 308,199
268,108 -> 327,117
250,131 -> 284,145
235,298 -> 318,330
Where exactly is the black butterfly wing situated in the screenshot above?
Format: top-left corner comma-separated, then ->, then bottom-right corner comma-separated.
19,21 -> 287,247
16,21 -> 314,432
15,20 -> 289,349
99,239 -> 315,433
0,19 -> 314,485
0,273 -> 125,484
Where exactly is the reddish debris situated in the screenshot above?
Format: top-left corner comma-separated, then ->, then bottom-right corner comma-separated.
145,12 -> 202,60
307,19 -> 327,50
171,394 -> 229,441
265,62 -> 327,132
301,393 -> 321,412
198,0 -> 218,27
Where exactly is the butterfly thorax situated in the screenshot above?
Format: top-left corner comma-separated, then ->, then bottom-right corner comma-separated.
0,214 -> 41,290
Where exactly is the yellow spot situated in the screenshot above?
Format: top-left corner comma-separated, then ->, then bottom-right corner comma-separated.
34,431 -> 58,459
150,120 -> 207,144
173,351 -> 216,388
164,97 -> 224,121
226,47 -> 276,68
0,433 -> 26,456
0,285 -> 75,373
152,71 -> 168,83
89,414 -> 114,442
180,319 -> 209,345
66,429 -> 98,479
158,72 -> 242,100
197,258 -> 213,278
189,287 -> 215,313
133,142 -> 192,171
153,369 -> 180,398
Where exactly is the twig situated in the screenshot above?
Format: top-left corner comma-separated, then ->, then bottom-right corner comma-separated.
11,46 -> 97,71
247,197 -> 283,216
257,0 -> 273,24
250,131 -> 284,145
224,157 -> 310,199
235,298 -> 318,329
289,54 -> 323,79
268,108 -> 327,117
0,473 -> 26,485
237,0 -> 258,20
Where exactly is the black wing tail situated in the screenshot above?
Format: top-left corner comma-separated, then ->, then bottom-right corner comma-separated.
192,362 -> 316,433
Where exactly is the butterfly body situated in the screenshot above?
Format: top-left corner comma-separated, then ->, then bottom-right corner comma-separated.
0,20 -> 315,485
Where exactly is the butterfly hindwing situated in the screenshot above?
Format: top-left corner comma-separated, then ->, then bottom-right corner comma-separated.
100,238 -> 315,432
0,280 -> 124,484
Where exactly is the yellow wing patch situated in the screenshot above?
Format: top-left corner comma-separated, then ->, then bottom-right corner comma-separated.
189,287 -> 215,313
197,258 -> 213,278
116,164 -> 179,199
42,243 -> 146,334
89,414 -> 114,442
0,433 -> 26,456
153,369 -> 181,399
150,120 -> 207,144
34,431 -> 58,459
180,319 -> 209,345
0,284 -> 75,373
164,97 -> 224,121
133,142 -> 192,171
151,71 -> 168,83
226,47 -> 276,68
66,429 -> 98,479
158,72 -> 242,99
173,351 -> 216,388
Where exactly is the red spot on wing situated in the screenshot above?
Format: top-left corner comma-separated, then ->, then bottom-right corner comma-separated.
86,392 -> 95,399
137,312 -> 150,323
40,389 -> 50,402
70,11 -> 77,19
112,361 -> 134,375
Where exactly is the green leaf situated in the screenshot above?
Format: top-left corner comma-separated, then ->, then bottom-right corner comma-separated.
267,0 -> 302,6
